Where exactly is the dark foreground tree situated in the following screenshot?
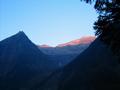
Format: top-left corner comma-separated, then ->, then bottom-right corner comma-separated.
81,0 -> 120,60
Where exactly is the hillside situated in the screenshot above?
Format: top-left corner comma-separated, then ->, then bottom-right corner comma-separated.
58,37 -> 120,90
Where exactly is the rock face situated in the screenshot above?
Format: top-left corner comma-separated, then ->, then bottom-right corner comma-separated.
0,31 -> 57,88
58,37 -> 120,90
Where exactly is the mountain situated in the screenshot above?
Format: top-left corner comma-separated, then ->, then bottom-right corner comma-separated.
58,37 -> 120,90
39,44 -> 89,55
38,37 -> 95,67
39,44 -> 89,67
39,36 -> 95,56
57,36 -> 95,47
0,31 -> 58,89
2,32 -> 119,90
30,36 -> 96,89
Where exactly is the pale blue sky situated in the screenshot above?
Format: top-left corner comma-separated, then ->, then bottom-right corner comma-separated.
0,0 -> 97,46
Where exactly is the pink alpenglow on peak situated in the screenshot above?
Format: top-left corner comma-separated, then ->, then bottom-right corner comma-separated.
57,36 -> 96,47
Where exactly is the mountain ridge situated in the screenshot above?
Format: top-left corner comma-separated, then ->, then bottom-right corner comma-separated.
39,36 -> 96,48
38,36 -> 95,55
57,36 -> 95,47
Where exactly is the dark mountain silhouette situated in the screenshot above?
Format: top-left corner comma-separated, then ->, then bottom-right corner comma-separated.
0,31 -> 58,89
58,37 -> 120,90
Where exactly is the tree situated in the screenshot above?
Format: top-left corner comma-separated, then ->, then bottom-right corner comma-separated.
81,0 -> 120,60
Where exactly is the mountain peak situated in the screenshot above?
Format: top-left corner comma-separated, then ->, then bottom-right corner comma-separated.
0,31 -> 45,55
9,31 -> 31,43
0,31 -> 32,47
18,31 -> 26,35
15,31 -> 28,38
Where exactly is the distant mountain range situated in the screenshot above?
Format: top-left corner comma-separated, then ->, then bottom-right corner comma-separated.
38,36 -> 95,67
39,36 -> 95,55
39,36 -> 95,48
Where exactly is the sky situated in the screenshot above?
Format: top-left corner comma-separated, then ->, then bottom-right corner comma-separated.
0,0 -> 98,46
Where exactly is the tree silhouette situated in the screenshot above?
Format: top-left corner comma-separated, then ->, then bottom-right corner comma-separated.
81,0 -> 120,60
